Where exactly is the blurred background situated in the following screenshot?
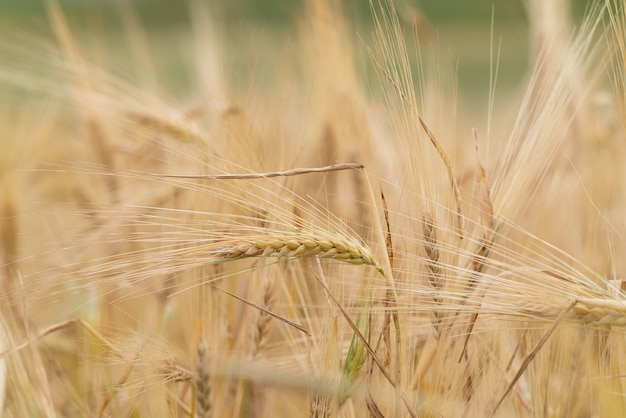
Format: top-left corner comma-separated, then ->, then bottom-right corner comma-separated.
0,0 -> 600,115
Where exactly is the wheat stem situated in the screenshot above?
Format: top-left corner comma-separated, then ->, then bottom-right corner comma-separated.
141,163 -> 364,180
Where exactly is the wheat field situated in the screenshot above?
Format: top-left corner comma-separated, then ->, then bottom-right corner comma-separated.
1,0 -> 626,417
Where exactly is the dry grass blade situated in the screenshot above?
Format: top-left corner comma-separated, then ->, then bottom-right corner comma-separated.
164,386 -> 194,417
366,383 -> 386,418
209,284 -> 309,336
142,163 -> 364,180
491,301 -> 576,417
459,313 -> 478,364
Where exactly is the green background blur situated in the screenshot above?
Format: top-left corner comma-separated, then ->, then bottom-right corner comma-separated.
0,0 -> 597,25
0,0 -> 601,109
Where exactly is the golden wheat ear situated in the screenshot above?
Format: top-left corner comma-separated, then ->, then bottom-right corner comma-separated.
210,233 -> 378,267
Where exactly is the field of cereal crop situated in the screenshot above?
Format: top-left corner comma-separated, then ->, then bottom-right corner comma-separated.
1,1 -> 625,417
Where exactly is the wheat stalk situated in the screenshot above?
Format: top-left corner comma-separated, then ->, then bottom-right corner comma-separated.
145,163 -> 365,180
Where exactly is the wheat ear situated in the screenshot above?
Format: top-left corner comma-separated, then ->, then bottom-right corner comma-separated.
422,213 -> 445,339
248,277 -> 276,359
195,341 -> 212,418
412,213 -> 445,389
211,233 -> 380,269
459,129 -> 495,360
126,110 -> 209,144
338,313 -> 368,407
529,298 -> 626,327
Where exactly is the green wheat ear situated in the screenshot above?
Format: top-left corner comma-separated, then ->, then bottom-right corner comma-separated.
337,312 -> 368,407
